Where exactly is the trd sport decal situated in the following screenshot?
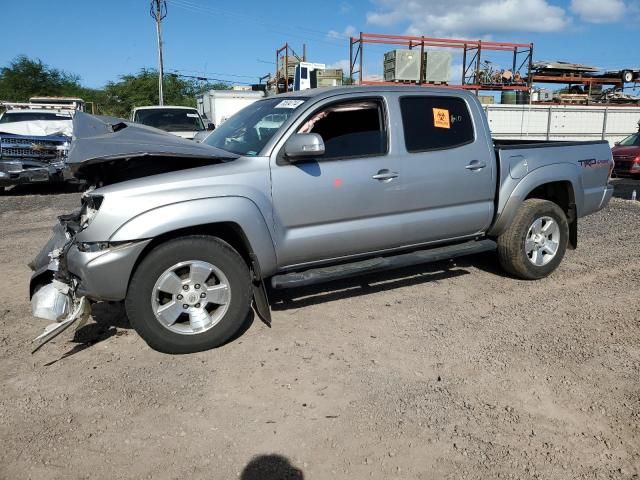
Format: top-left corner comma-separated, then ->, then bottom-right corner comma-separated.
578,159 -> 610,168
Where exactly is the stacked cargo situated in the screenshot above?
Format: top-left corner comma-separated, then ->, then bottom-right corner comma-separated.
277,56 -> 300,80
423,50 -> 451,83
384,50 -> 421,82
383,49 -> 452,83
316,69 -> 343,87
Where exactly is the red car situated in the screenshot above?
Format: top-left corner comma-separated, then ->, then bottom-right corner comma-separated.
612,133 -> 640,177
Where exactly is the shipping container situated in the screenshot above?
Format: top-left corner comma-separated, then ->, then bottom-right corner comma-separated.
196,90 -> 265,127
484,104 -> 640,145
423,51 -> 451,83
384,49 -> 421,82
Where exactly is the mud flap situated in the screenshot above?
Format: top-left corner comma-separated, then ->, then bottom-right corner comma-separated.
250,254 -> 271,327
252,280 -> 272,327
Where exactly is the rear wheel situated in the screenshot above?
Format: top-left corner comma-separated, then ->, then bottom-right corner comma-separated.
497,199 -> 569,280
126,236 -> 252,354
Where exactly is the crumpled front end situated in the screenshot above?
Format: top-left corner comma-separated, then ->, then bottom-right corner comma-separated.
29,195 -> 152,352
29,210 -> 92,352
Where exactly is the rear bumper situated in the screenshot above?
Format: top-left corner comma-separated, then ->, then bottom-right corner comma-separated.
613,159 -> 640,177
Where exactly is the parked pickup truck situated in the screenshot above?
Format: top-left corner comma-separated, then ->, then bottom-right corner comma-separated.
29,86 -> 614,354
0,132 -> 71,192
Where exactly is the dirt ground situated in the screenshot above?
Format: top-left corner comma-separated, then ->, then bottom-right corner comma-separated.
1,179 -> 639,480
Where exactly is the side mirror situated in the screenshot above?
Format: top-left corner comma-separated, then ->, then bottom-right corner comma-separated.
614,141 -> 620,146
206,122 -> 215,131
284,133 -> 325,160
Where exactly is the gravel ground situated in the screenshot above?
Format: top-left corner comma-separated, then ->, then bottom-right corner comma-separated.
0,179 -> 639,480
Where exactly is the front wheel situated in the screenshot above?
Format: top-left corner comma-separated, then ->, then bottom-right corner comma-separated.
497,199 -> 569,280
126,236 -> 252,354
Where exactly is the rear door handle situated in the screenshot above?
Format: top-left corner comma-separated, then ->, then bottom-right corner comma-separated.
372,169 -> 399,181
465,160 -> 487,171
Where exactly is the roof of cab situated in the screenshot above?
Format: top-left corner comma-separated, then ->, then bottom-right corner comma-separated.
132,105 -> 199,111
273,85 -> 474,100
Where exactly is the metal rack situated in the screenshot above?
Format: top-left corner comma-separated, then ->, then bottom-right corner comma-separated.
349,32 -> 533,92
274,43 -> 306,93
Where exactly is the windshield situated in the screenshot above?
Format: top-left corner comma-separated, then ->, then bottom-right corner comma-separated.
618,133 -> 640,147
0,111 -> 72,123
134,108 -> 204,132
204,97 -> 306,156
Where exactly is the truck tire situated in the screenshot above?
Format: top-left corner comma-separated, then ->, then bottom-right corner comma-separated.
622,70 -> 634,83
497,199 -> 569,280
125,235 -> 252,354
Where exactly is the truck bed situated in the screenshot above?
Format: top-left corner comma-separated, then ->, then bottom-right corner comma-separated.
493,138 -> 613,221
493,139 -> 610,149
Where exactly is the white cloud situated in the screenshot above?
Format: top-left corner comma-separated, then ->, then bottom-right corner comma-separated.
339,2 -> 353,14
366,0 -> 570,36
327,25 -> 357,40
570,0 -> 626,23
328,59 -> 351,72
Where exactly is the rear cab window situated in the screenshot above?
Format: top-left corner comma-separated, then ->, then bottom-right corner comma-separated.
399,96 -> 475,152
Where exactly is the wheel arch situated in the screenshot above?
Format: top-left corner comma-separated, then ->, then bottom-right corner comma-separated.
525,180 -> 577,249
109,196 -> 278,285
489,165 -> 581,249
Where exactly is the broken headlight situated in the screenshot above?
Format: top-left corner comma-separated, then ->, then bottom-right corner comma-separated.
77,241 -> 131,253
77,242 -> 110,252
79,194 -> 104,229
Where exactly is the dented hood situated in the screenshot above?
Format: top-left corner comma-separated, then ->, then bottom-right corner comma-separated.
68,112 -> 237,169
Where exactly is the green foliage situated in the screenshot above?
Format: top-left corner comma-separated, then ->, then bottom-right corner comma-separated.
0,56 -> 234,118
0,55 -> 84,102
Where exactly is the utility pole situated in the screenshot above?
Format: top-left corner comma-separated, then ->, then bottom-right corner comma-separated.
150,0 -> 167,105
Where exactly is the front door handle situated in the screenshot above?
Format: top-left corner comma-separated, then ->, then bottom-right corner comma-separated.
465,160 -> 487,171
372,169 -> 399,181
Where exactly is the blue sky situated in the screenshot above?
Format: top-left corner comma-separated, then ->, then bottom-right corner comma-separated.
1,0 -> 638,89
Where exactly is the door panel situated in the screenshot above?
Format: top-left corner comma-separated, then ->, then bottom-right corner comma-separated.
396,95 -> 496,244
270,97 -> 406,268
271,157 -> 406,267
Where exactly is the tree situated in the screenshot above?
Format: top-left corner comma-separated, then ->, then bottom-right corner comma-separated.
0,55 -> 84,102
101,70 -> 231,118
0,56 -> 235,117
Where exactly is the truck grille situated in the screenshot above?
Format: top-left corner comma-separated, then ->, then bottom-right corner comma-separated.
0,134 -> 69,162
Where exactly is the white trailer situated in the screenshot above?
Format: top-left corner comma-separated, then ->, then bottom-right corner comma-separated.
196,90 -> 265,127
484,104 -> 640,146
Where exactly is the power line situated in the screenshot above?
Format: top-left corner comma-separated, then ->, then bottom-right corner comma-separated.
166,0 -> 349,50
169,71 -> 250,85
171,68 -> 259,79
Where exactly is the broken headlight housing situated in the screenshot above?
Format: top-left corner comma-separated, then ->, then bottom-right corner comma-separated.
77,241 -> 131,253
79,193 -> 104,229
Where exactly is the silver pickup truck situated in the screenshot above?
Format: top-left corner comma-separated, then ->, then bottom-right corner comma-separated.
29,86 -> 614,354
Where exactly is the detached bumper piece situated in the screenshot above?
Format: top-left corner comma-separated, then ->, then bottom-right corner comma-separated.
30,215 -> 91,353
31,283 -> 90,353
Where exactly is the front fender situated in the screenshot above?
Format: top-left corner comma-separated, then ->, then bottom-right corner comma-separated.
488,163 -> 582,237
108,196 -> 278,276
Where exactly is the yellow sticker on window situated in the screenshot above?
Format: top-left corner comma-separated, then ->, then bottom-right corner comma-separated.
433,108 -> 451,129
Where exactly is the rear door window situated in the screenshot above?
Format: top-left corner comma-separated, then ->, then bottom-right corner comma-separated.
400,96 -> 475,152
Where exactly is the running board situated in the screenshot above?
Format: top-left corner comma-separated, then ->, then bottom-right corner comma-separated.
271,239 -> 496,289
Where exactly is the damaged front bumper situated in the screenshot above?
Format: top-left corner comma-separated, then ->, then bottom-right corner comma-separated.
29,211 -> 149,352
29,217 -> 89,352
0,159 -> 66,187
